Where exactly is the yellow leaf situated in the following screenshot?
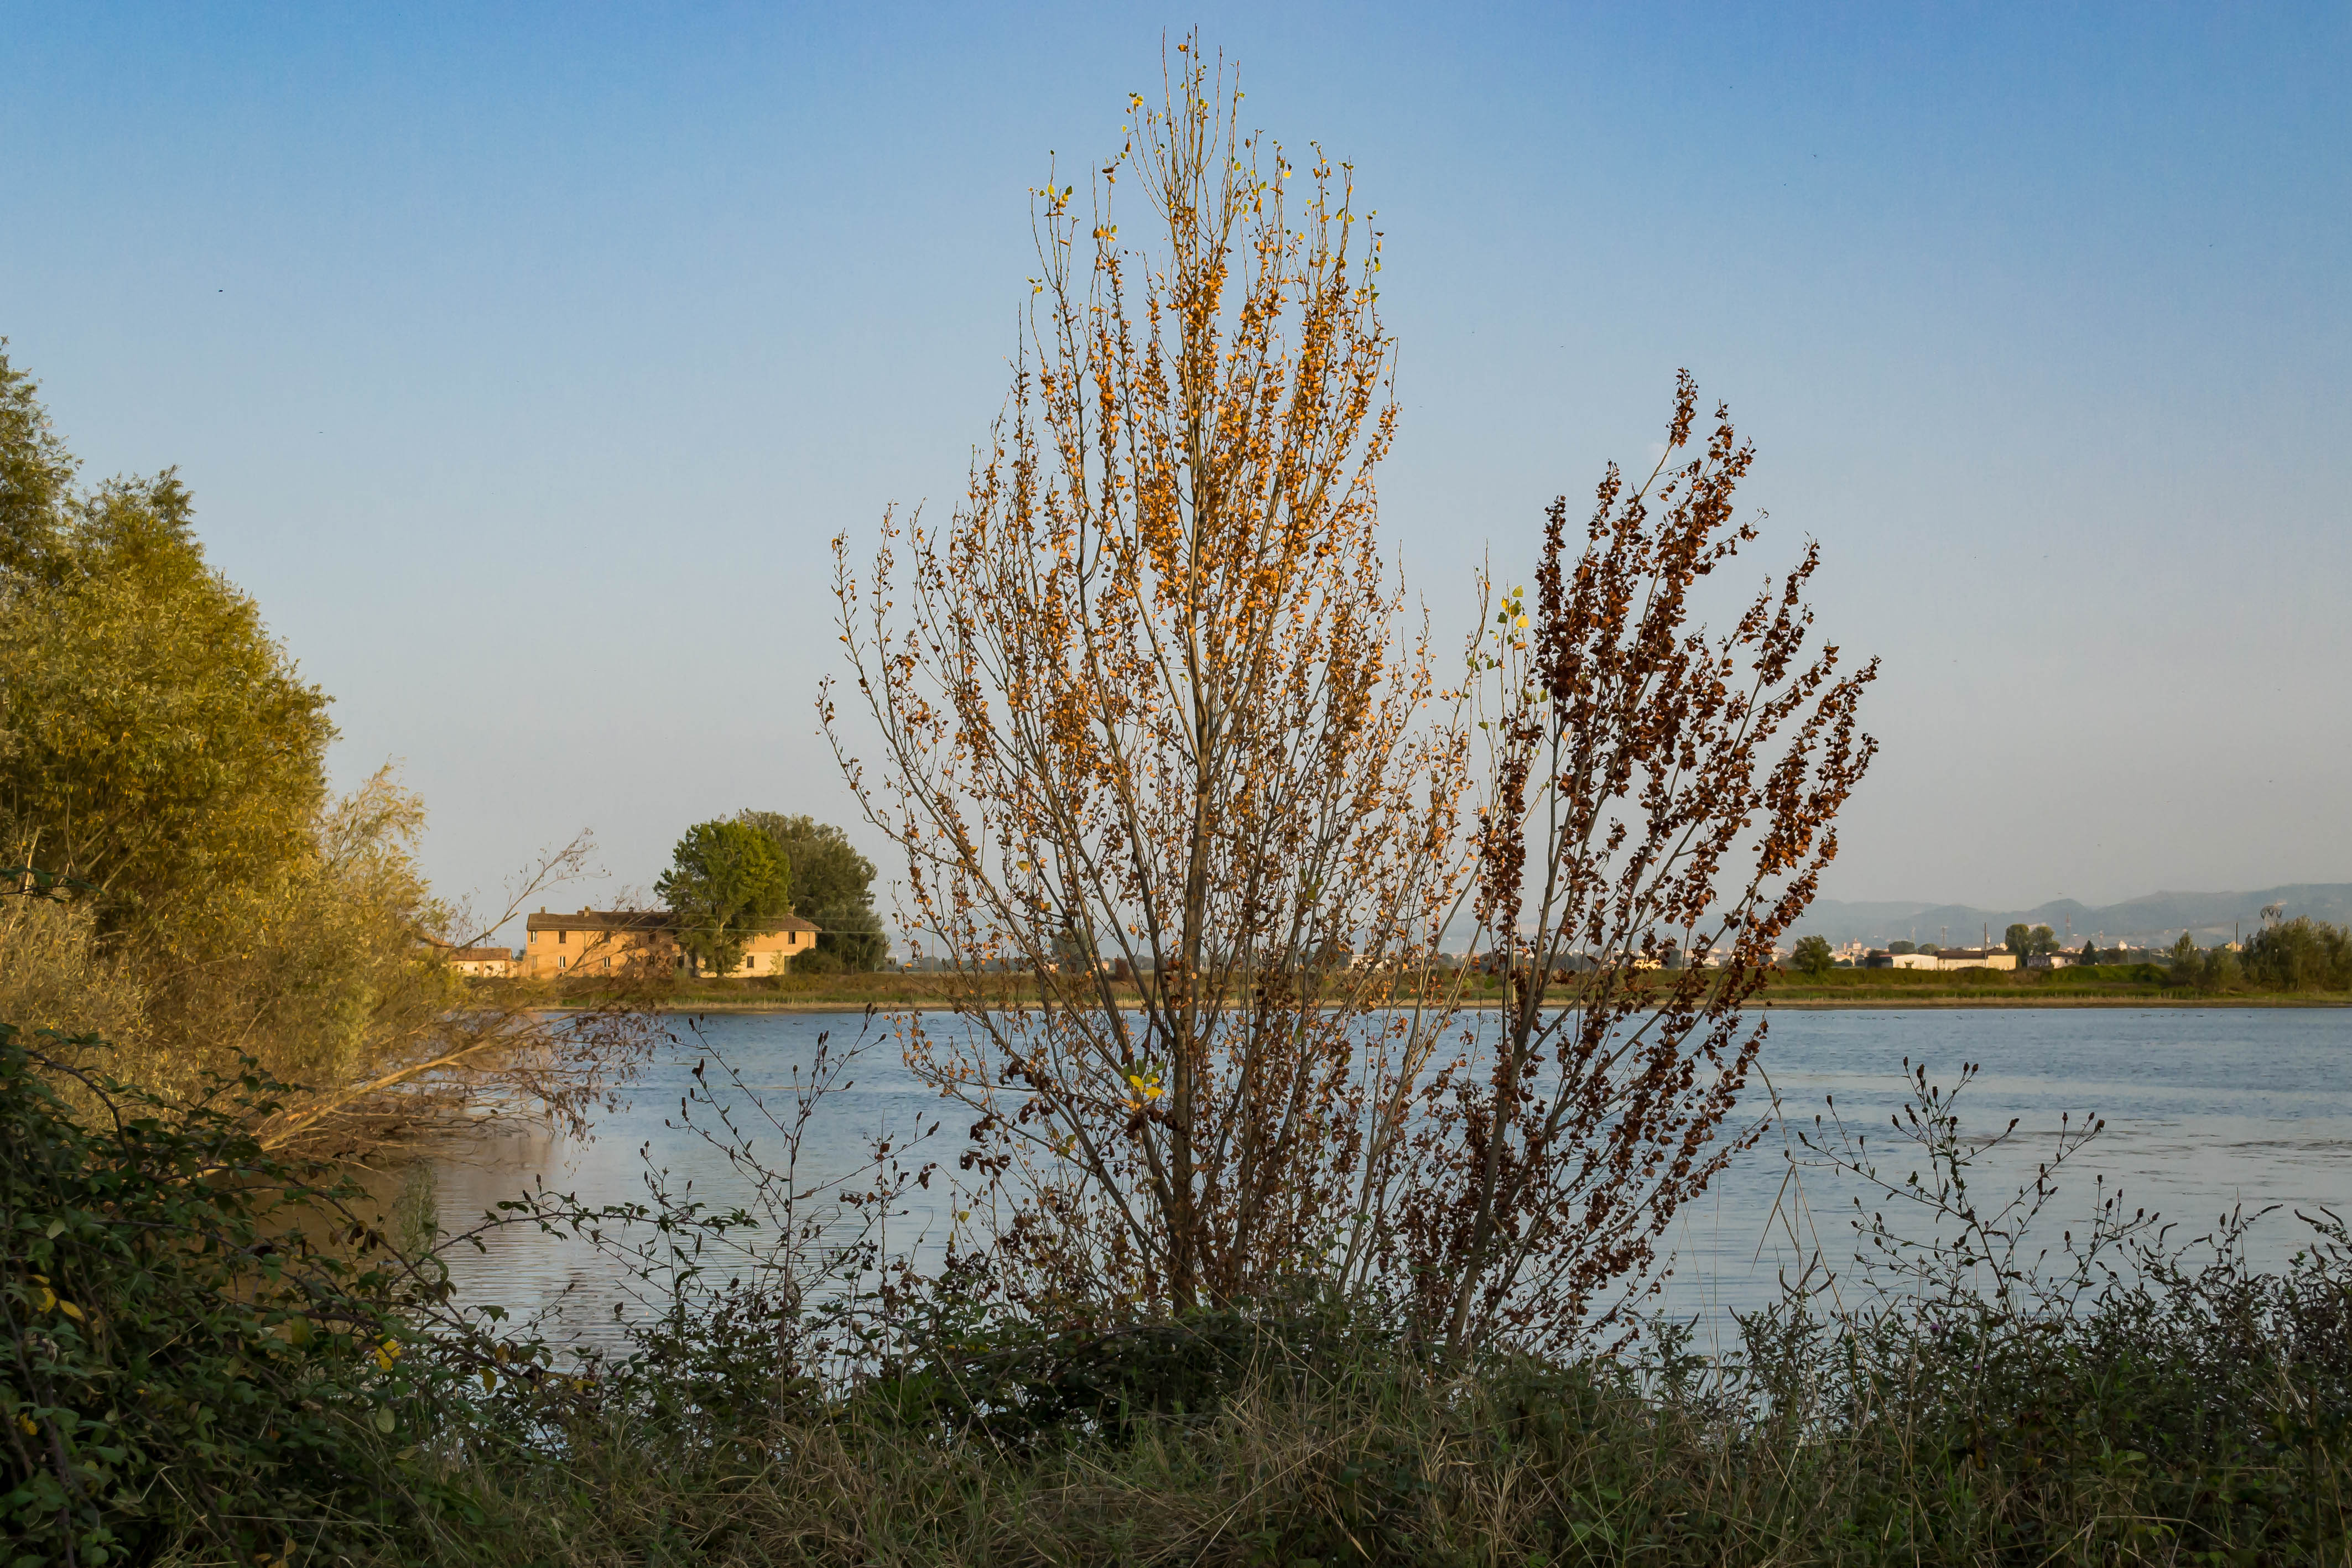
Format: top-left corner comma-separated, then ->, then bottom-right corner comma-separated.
56,1300 -> 84,1323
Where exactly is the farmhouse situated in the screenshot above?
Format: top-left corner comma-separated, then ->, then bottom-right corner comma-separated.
521,908 -> 820,978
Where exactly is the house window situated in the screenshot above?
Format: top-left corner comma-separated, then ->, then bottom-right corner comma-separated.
559,929 -> 568,944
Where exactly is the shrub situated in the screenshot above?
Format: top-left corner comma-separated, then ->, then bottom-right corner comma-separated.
0,1025 -> 473,1563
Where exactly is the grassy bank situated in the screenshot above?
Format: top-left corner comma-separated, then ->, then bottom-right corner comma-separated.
503,964 -> 2352,1012
405,1293 -> 2352,1568
1754,962 -> 2352,1007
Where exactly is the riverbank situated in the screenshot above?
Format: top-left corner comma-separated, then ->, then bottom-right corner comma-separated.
23,1010 -> 2352,1564
497,965 -> 2352,1012
397,1285 -> 2352,1568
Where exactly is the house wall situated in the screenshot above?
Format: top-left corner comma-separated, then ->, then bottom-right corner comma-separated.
1934,950 -> 2017,971
715,926 -> 815,977
522,926 -> 667,978
522,919 -> 816,978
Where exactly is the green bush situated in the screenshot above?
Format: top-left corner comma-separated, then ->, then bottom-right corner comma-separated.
0,1024 -> 477,1563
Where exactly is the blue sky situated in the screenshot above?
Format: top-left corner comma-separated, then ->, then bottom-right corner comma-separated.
4,4 -> 2346,937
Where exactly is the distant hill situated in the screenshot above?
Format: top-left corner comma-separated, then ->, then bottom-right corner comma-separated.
1797,884 -> 2352,949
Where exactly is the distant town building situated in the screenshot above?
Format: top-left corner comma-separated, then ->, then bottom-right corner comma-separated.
445,946 -> 518,978
521,908 -> 819,978
1928,947 -> 2017,972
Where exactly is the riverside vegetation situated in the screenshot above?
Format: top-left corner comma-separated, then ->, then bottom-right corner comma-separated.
11,45 -> 2352,1565
518,936 -> 2352,1013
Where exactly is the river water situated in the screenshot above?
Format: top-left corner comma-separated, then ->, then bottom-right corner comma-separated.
387,1007 -> 2352,1356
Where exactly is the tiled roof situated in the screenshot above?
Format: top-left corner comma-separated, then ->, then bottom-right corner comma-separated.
524,909 -> 819,935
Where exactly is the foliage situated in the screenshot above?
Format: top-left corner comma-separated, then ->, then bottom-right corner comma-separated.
0,1023 -> 466,1564
826,44 -> 1468,1315
15,1008 -> 2352,1566
733,810 -> 887,970
2005,920 -> 2058,959
0,346 -> 74,579
1791,935 -> 1836,976
658,820 -> 792,977
2243,915 -> 2352,992
0,394 -> 336,954
362,1196 -> 2352,1568
0,345 -> 655,1144
2133,920 -> 2352,996
1413,376 -> 1877,1353
517,1050 -> 2342,1566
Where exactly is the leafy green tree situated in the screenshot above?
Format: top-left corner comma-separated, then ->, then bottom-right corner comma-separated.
659,820 -> 790,976
732,810 -> 886,970
2004,923 -> 2032,960
1791,935 -> 1835,977
1888,940 -> 1916,955
2078,940 -> 2099,966
2242,916 -> 2352,992
0,339 -> 74,577
0,352 -> 335,949
0,344 -> 638,1137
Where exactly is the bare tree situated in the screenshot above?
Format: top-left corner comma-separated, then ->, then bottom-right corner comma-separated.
825,42 -> 1470,1314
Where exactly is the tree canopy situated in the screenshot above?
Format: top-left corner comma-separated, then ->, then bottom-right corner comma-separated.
0,343 -> 623,1127
658,820 -> 790,976
732,810 -> 885,970
0,349 -> 336,950
2242,916 -> 2352,991
1791,935 -> 1836,977
2004,923 -> 2059,960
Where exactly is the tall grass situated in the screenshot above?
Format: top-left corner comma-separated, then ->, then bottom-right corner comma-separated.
384,1234 -> 2352,1566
